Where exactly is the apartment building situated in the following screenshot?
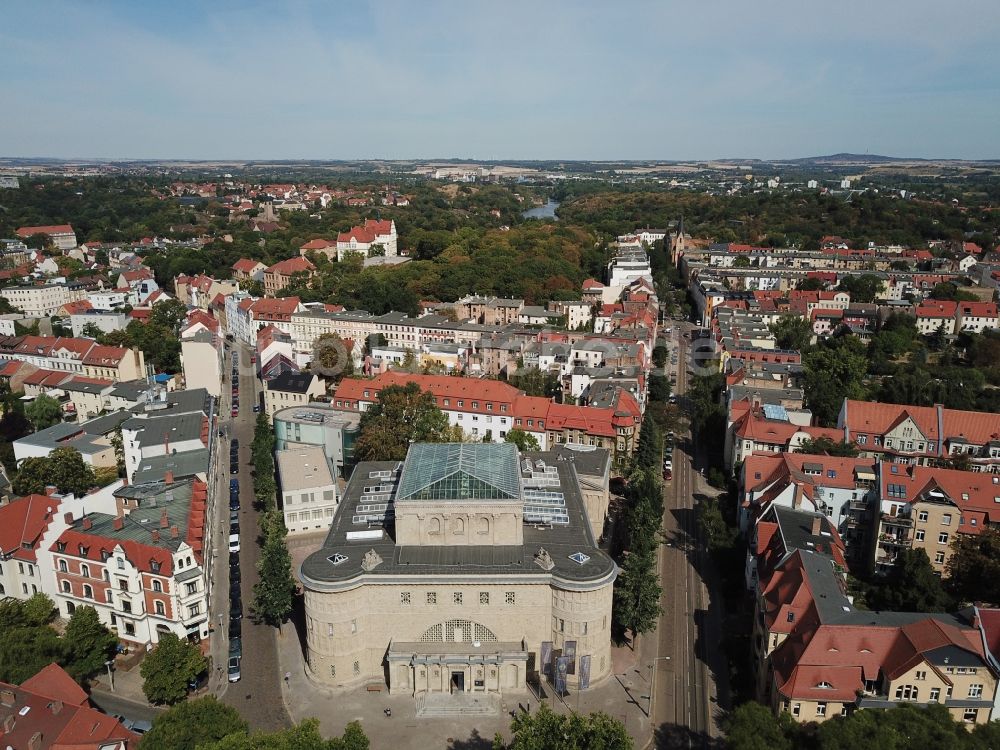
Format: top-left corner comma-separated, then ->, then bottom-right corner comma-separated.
263,256 -> 315,296
16,223 -> 77,250
749,504 -> 998,726
0,334 -> 144,380
336,218 -> 398,260
174,273 -> 239,310
333,371 -> 642,467
0,283 -> 71,316
232,257 -> 267,284
264,370 -> 325,418
51,479 -> 211,645
273,403 -> 360,477
276,445 -> 339,535
838,399 -> 1000,471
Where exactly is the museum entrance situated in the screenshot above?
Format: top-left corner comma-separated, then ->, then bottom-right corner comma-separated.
386,637 -> 530,697
451,671 -> 465,693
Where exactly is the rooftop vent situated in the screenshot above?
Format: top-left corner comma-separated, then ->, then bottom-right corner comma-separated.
569,552 -> 590,565
328,553 -> 348,566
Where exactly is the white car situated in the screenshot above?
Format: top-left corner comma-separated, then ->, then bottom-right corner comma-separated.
228,534 -> 240,553
228,656 -> 241,683
663,459 -> 673,471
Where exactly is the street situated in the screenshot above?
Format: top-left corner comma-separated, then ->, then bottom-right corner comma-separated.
216,341 -> 292,730
90,690 -> 164,725
651,322 -> 726,748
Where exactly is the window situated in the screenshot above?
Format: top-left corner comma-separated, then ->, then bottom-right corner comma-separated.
792,703 -> 801,717
62,580 -> 71,593
188,604 -> 200,617
117,557 -> 125,570
80,564 -> 90,578
964,709 -> 978,723
124,622 -> 135,636
353,661 -> 360,676
938,532 -> 949,545
480,592 -> 489,605
453,592 -> 463,605
105,590 -> 113,603
969,684 -> 983,698
119,579 -> 128,591
59,560 -> 67,573
915,530 -> 925,541
400,592 -> 411,605
918,511 -> 928,522
505,591 -> 516,606
121,599 -> 132,614
559,618 -> 565,633
186,582 -> 198,595
895,685 -> 918,701
330,665 -> 336,678
427,592 -> 436,605
786,612 -> 795,623
942,514 -> 952,526
83,584 -> 93,599
936,551 -> 946,564
153,580 -> 162,593
816,702 -> 827,717
929,687 -> 941,702
915,670 -> 926,681
351,619 -> 357,633
155,601 -> 165,616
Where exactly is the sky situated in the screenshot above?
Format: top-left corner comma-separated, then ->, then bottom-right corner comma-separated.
2,0 -> 999,161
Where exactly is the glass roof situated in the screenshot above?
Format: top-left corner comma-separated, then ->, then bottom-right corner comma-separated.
396,443 -> 521,502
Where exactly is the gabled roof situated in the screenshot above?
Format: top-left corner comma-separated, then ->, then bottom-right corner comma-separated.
265,256 -> 315,276
16,224 -> 74,237
396,442 -> 521,502
20,663 -> 88,706
0,494 -> 60,562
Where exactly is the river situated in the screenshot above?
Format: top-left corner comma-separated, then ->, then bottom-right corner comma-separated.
521,198 -> 560,220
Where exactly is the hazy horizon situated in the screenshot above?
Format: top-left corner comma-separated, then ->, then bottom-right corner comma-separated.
3,1 -> 999,162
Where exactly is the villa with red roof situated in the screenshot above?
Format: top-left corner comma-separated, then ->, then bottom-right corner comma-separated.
299,237 -> 339,260
915,299 -> 959,335
0,663 -> 139,749
232,257 -> 266,284
333,371 -> 641,467
336,218 -> 397,261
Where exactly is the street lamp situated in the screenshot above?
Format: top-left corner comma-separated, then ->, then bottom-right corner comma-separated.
104,659 -> 115,692
648,656 -> 671,720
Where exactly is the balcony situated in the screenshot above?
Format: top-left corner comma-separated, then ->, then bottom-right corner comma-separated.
880,513 -> 913,527
878,533 -> 909,546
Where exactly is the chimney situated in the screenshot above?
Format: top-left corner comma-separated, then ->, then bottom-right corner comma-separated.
151,530 -> 160,543
113,516 -> 124,531
63,512 -> 74,525
0,688 -> 15,707
29,731 -> 43,750
82,517 -> 92,531
44,484 -> 59,497
811,516 -> 822,536
160,509 -> 169,528
50,700 -> 62,715
170,525 -> 179,539
164,469 -> 174,484
3,715 -> 14,734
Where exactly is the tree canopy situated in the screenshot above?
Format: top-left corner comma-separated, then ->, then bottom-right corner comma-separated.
140,696 -> 248,750
864,549 -> 953,613
493,704 -> 632,750
946,528 -> 1000,606
353,382 -> 454,461
504,428 -> 540,452
25,393 -> 63,431
12,446 -> 97,496
139,633 -> 208,705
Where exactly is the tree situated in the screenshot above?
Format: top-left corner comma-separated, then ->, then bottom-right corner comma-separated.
634,411 -> 662,472
724,701 -> 795,750
837,274 -> 883,303
794,437 -> 860,457
612,547 -> 662,647
865,548 -> 953,613
62,605 -> 117,681
647,373 -> 671,403
507,367 -> 562,399
200,718 -> 368,750
769,315 -> 813,352
13,446 -> 97,496
252,515 -> 296,626
504,428 -> 540,452
80,322 -> 104,339
816,703 -> 971,750
311,333 -> 355,379
353,382 -> 452,461
25,393 -> 62,431
494,704 -> 632,750
147,298 -> 189,331
652,344 -> 668,368
140,633 -> 208,705
946,527 -> 1000,606
22,593 -> 55,626
803,337 -> 869,426
796,276 -> 826,291
140,696 -> 248,750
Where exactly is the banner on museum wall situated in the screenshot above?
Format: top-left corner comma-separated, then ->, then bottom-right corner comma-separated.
554,656 -> 570,694
541,641 -> 553,677
564,641 -> 577,674
579,655 -> 591,690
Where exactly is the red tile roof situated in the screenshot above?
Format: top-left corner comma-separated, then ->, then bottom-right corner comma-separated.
915,299 -> 958,318
20,663 -> 88,707
16,224 -> 74,238
300,238 -> 337,250
232,258 -> 264,273
266,256 -> 315,276
0,494 -> 60,563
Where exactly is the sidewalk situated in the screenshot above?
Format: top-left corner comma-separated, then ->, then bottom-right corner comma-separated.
274,621 -> 654,748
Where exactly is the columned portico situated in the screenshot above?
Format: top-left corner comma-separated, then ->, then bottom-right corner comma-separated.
387,640 -> 529,696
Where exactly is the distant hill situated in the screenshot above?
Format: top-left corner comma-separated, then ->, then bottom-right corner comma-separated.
789,153 -> 920,164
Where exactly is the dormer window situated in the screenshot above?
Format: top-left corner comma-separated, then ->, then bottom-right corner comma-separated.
78,545 -> 89,556
786,612 -> 795,623
101,550 -> 110,562
56,542 -> 66,553
150,561 -> 161,573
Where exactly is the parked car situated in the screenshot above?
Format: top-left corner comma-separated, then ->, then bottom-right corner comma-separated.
230,438 -> 239,450
122,717 -> 153,734
230,566 -> 241,583
252,404 -> 261,413
229,637 -> 242,657
663,458 -> 673,471
663,468 -> 673,481
229,617 -> 242,638
229,478 -> 239,492
229,496 -> 240,511
229,551 -> 240,567
228,534 -> 240,553
230,510 -> 239,524
230,599 -> 242,620
227,656 -> 241,683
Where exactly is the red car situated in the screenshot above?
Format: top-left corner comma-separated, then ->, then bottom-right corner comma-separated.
231,407 -> 238,417
663,469 -> 672,481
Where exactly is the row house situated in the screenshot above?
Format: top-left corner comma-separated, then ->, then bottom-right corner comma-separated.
51,480 -> 211,645
61,376 -> 115,420
748,504 -> 998,726
333,371 -> 641,468
13,411 -> 130,469
726,404 -> 841,470
915,299 -> 959,335
298,238 -> 339,260
738,452 -> 877,567
263,256 -> 315,296
0,283 -> 76,316
257,325 -> 297,380
0,335 -> 144,380
872,463 -> 1000,575
455,296 -> 524,326
957,301 -> 999,333
837,399 -> 1000,471
121,409 -> 209,483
